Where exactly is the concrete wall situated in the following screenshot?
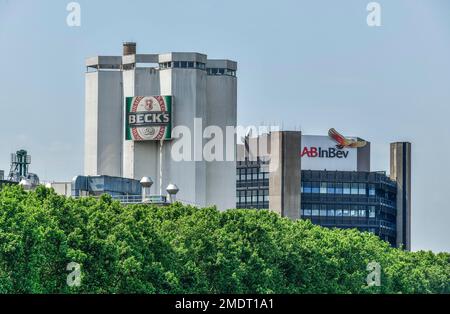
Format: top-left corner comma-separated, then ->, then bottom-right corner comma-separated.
269,131 -> 301,220
84,71 -> 123,176
357,139 -> 371,171
205,75 -> 237,210
84,72 -> 99,175
169,68 -> 207,206
390,142 -> 412,250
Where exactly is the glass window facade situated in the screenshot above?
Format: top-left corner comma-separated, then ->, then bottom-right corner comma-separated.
236,158 -> 269,209
300,170 -> 398,247
236,165 -> 399,247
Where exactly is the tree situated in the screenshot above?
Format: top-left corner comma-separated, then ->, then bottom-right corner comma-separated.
0,185 -> 448,293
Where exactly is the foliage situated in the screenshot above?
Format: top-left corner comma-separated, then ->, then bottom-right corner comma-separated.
0,185 -> 448,293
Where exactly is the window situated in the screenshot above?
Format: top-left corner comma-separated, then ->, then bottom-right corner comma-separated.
351,210 -> 358,217
359,183 -> 366,195
258,193 -> 264,203
335,182 -> 343,194
312,204 -> 319,216
303,209 -> 312,216
196,62 -> 205,69
188,61 -> 194,68
181,61 -> 187,68
320,205 -> 327,216
263,189 -> 269,202
343,183 -> 350,194
369,206 -> 376,218
359,209 -> 366,217
311,182 -> 320,194
328,209 -> 335,217
343,209 -> 350,216
173,61 -> 180,68
336,209 -> 343,216
252,168 -> 258,180
320,182 -> 327,194
246,190 -> 252,203
303,182 -> 311,193
351,183 -> 359,195
252,190 -> 258,203
369,184 -> 376,196
239,191 -> 245,203
327,182 -> 335,194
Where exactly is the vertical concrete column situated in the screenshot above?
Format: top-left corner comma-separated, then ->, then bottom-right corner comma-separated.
269,131 -> 301,220
390,142 -> 412,250
357,139 -> 371,171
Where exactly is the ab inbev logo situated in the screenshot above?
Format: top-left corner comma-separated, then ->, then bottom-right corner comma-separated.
301,128 -> 366,160
301,146 -> 349,159
300,129 -> 365,171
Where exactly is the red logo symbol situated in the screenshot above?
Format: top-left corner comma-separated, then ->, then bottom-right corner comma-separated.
145,99 -> 153,111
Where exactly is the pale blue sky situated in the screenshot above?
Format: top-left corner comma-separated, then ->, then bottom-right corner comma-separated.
0,0 -> 449,252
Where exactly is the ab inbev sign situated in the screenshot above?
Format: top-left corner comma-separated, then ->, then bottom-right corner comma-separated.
125,96 -> 172,141
301,135 -> 358,171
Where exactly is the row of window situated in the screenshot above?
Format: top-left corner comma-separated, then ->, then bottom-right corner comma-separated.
301,182 -> 376,196
237,173 -> 269,181
158,62 -> 237,76
159,61 -> 206,70
236,189 -> 269,204
237,167 -> 269,181
301,205 -> 376,218
206,68 -> 236,76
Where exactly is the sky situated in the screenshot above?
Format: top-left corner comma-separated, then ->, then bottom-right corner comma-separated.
0,0 -> 449,252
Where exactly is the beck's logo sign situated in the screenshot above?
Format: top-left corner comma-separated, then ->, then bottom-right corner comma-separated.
301,146 -> 349,159
128,112 -> 170,125
125,96 -> 172,141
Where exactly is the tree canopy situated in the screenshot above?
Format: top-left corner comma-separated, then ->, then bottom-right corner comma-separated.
0,185 -> 448,293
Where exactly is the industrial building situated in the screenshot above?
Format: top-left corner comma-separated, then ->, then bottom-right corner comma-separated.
84,42 -> 237,210
236,131 -> 411,250
0,150 -> 39,189
64,42 -> 412,249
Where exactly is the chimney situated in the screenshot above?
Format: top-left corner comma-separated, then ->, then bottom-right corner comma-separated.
123,42 -> 136,55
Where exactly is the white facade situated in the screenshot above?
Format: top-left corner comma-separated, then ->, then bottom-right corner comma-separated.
301,135 -> 358,171
236,133 -> 370,172
49,182 -> 72,197
301,135 -> 370,172
84,46 -> 237,210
